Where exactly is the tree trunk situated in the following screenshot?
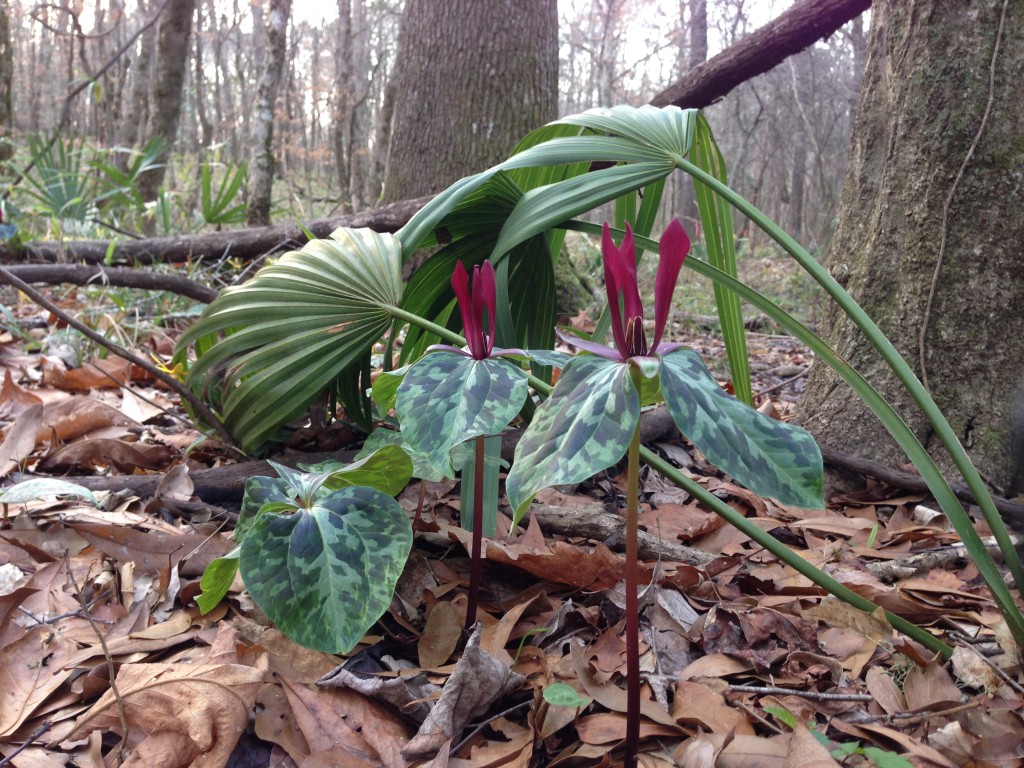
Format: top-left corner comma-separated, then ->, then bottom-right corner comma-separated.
136,0 -> 197,202
0,0 -> 13,163
247,0 -> 292,226
382,0 -> 558,202
797,0 -> 1024,492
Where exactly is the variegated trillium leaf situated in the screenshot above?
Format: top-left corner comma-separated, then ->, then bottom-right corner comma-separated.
239,485 -> 412,653
659,348 -> 823,509
195,447 -> 412,617
396,350 -> 529,465
506,355 -> 640,525
357,427 -> 470,483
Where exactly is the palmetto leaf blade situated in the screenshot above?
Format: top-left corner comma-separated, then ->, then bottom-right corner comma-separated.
177,228 -> 403,450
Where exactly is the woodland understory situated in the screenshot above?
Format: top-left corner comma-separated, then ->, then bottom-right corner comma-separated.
0,0 -> 1020,766
0,280 -> 1020,768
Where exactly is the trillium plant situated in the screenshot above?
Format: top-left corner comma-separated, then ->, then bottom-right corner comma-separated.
395,259 -> 529,627
505,220 -> 823,768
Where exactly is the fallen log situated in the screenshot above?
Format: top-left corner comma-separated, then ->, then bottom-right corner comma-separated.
0,195 -> 432,266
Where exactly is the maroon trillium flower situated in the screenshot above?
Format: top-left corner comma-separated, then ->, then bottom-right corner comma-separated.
452,259 -> 497,360
559,219 -> 691,362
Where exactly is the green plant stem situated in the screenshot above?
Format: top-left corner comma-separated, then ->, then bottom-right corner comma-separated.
623,372 -> 643,768
466,435 -> 485,629
677,158 -> 1024,593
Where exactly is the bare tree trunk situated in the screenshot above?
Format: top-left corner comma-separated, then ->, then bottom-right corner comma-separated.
193,1 -> 213,149
0,0 -> 14,163
118,2 -> 155,152
246,0 -> 292,226
787,51 -> 813,241
798,0 -> 1024,490
383,0 -> 558,202
136,0 -> 196,201
677,0 -> 708,230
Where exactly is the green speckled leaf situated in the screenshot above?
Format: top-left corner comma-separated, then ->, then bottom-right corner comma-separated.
659,348 -> 823,508
396,350 -> 529,465
236,475 -> 293,541
0,479 -> 98,505
506,355 -> 638,525
357,428 -> 465,482
300,445 -> 413,497
239,485 -> 412,653
523,349 -> 572,369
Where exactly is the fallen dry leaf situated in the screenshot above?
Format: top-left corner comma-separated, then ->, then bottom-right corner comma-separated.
0,625 -> 80,738
65,628 -> 268,768
403,623 -> 527,761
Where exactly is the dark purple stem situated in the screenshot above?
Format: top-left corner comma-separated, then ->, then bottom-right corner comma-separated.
465,434 -> 486,628
623,418 -> 642,768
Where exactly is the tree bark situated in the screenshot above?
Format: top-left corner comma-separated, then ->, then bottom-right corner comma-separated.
651,0 -> 871,109
246,0 -> 292,226
382,0 -> 558,202
797,0 -> 1024,491
0,0 -> 14,163
136,0 -> 197,202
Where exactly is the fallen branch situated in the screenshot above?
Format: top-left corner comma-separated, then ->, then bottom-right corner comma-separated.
1,264 -> 217,303
821,445 -> 1024,529
0,195 -> 432,266
651,0 -> 870,109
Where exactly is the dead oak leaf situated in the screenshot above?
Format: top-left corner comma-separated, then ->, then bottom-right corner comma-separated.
65,651 -> 268,768
0,625 -> 80,739
403,623 -> 527,761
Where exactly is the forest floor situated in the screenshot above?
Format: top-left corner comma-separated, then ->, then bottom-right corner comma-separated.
0,291 -> 1021,768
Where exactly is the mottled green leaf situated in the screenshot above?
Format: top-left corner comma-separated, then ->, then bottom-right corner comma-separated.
506,355 -> 639,525
522,349 -> 572,369
239,485 -> 412,653
300,445 -> 413,497
396,350 -> 529,465
236,475 -> 294,541
357,428 -> 461,482
659,348 -> 823,508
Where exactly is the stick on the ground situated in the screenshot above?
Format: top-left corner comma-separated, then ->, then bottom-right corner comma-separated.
0,266 -> 239,450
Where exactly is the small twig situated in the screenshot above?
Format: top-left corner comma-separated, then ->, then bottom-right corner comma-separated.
451,699 -> 532,757
969,646 -> 1024,694
918,0 -> 1009,390
728,684 -> 873,702
0,720 -> 54,768
843,699 -> 979,726
16,605 -> 115,626
0,266 -> 240,450
755,364 -> 810,398
65,556 -> 130,766
733,699 -> 783,734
